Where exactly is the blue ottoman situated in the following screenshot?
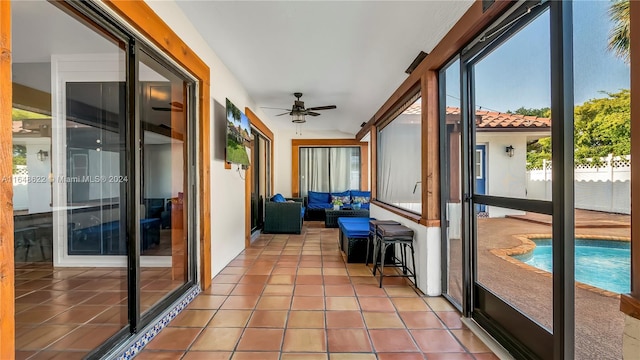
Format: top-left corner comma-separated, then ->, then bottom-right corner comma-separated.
338,217 -> 371,263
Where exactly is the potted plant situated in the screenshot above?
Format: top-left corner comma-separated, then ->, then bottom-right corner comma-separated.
332,198 -> 343,210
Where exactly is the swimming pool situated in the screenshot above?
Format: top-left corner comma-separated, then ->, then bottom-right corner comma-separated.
513,239 -> 630,293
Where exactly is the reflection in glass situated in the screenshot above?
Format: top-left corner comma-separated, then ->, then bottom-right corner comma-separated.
139,51 -> 190,314
12,0 -> 128,356
476,207 -> 553,330
251,133 -> 271,232
473,10 -> 551,203
442,59 -> 463,307
572,0 -> 630,358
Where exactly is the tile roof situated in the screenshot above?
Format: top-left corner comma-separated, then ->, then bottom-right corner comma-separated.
447,107 -> 550,130
402,103 -> 551,130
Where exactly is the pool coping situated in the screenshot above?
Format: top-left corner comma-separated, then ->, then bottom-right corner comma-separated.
490,234 -> 630,298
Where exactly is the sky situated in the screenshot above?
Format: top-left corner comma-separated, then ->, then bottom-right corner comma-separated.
446,0 -> 630,113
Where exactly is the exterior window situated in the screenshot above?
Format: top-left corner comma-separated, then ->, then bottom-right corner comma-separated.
299,147 -> 361,196
377,95 -> 422,214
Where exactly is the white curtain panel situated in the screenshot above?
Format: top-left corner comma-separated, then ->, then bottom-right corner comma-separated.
299,148 -> 330,196
378,113 -> 422,213
300,147 -> 361,196
330,147 -> 357,192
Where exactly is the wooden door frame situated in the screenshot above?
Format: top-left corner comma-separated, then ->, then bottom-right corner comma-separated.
0,1 -> 15,357
245,108 -> 274,247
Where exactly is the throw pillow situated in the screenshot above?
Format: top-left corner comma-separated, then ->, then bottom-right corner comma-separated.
352,196 -> 370,204
272,194 -> 286,203
331,195 -> 351,205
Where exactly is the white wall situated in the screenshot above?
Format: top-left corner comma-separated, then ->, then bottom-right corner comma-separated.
144,143 -> 184,200
369,204 -> 441,296
476,132 -> 532,218
142,1 -> 348,277
12,140 -> 52,214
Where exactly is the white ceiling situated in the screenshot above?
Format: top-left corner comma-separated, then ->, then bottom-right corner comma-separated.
12,0 -> 474,136
175,0 -> 473,135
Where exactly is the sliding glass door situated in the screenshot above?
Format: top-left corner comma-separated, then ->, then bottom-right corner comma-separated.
251,130 -> 271,232
443,1 -> 631,357
11,1 -> 197,357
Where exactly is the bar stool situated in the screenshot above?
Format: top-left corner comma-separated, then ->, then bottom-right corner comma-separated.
366,220 -> 399,266
372,224 -> 416,288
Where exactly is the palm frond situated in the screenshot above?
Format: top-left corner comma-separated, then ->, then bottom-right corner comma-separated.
608,0 -> 630,64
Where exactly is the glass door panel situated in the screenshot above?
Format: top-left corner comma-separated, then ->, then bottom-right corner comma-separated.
467,5 -> 554,358
441,58 -> 463,308
139,50 -> 190,314
476,208 -> 553,330
572,1 -> 630,358
12,0 -> 129,356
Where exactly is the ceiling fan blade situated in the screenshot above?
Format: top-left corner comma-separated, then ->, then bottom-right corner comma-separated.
307,111 -> 321,116
153,102 -> 184,112
306,105 -> 337,111
275,112 -> 291,116
261,107 -> 291,111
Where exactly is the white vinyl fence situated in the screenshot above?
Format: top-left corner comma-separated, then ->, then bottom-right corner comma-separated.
526,155 -> 630,214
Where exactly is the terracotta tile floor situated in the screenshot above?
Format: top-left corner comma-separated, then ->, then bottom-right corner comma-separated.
14,264 -> 183,360
140,222 -> 499,359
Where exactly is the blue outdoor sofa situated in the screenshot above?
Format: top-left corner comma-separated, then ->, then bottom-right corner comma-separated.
304,190 -> 371,221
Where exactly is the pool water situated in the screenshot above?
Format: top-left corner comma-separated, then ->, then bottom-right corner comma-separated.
513,239 -> 630,293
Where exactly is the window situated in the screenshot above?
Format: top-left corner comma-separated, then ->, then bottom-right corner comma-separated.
377,94 -> 422,214
299,147 -> 361,196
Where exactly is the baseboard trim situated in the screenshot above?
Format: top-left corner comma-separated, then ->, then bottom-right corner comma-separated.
103,285 -> 201,360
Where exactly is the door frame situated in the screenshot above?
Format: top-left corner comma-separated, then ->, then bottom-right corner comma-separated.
455,1 -> 575,359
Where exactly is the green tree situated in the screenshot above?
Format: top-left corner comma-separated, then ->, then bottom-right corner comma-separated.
525,90 -> 630,169
608,0 -> 630,64
226,101 -> 242,123
574,89 -> 630,162
13,145 -> 27,173
508,106 -> 551,118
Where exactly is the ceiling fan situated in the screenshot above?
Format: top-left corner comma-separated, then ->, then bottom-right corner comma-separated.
263,92 -> 336,123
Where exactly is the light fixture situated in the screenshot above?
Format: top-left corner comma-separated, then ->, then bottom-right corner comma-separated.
405,51 -> 429,74
36,150 -> 49,161
291,113 -> 306,124
505,145 -> 514,158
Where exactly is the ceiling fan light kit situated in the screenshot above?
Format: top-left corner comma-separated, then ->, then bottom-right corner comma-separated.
263,92 -> 337,124
291,113 -> 306,123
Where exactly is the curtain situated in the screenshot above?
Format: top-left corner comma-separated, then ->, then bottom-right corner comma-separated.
377,98 -> 422,213
299,147 -> 360,196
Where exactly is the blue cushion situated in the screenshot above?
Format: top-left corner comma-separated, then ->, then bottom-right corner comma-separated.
272,193 -> 286,203
308,202 -> 332,210
338,217 -> 370,237
350,190 -> 370,198
301,206 -> 306,218
360,203 -> 370,210
308,191 -> 330,204
331,191 -> 350,198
